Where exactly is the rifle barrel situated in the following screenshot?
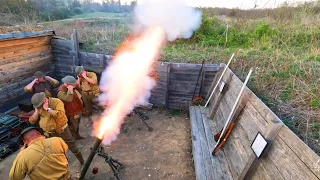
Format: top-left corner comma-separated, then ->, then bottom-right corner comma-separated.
205,53 -> 235,107
212,69 -> 253,155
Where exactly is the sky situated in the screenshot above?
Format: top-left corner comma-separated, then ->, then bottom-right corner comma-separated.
113,0 -> 314,9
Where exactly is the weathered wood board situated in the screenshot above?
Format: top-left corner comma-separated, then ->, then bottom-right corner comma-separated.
190,105 -> 233,180
0,34 -> 53,106
202,67 -> 320,180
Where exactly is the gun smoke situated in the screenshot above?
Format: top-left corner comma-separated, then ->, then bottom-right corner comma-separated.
96,0 -> 202,144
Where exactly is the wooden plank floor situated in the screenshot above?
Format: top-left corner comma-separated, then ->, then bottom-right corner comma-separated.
190,105 -> 233,180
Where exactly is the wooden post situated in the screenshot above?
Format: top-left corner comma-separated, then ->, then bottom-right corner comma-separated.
165,63 -> 171,108
238,122 -> 283,180
103,55 -> 108,69
70,29 -> 80,76
72,29 -> 80,66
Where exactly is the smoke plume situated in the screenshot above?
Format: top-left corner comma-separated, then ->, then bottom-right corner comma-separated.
134,0 -> 202,41
96,0 -> 202,144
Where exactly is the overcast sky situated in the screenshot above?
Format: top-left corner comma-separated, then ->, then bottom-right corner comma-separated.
109,0 -> 314,9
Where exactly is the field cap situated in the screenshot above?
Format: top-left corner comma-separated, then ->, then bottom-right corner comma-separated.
62,75 -> 77,85
75,66 -> 84,76
31,92 -> 46,108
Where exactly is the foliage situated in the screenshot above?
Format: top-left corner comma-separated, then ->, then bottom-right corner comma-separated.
0,0 -> 134,24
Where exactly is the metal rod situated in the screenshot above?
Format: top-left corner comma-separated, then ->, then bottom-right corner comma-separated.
204,53 -> 235,107
212,69 -> 253,151
80,138 -> 102,180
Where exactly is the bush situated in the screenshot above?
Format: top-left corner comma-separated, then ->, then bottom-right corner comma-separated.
73,7 -> 85,15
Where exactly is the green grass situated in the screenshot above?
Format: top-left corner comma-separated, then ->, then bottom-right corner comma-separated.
71,12 -> 130,19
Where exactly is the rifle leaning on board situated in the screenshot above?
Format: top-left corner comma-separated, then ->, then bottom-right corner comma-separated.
212,69 -> 253,156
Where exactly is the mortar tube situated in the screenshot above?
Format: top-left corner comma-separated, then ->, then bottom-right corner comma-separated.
79,137 -> 102,180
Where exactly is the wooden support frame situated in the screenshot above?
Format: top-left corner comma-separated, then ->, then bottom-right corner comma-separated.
238,122 -> 283,180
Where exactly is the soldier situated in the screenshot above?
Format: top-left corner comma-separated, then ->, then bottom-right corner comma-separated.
24,71 -> 59,97
9,126 -> 70,180
57,76 -> 85,140
75,66 -> 101,126
28,92 -> 84,165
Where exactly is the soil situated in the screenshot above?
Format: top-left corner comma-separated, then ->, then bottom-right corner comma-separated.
0,108 -> 195,180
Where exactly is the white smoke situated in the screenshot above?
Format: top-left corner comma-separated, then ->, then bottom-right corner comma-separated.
97,0 -> 202,144
133,0 -> 202,41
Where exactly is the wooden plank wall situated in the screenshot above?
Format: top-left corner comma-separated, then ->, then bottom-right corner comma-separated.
149,62 -> 168,107
52,38 -> 111,80
167,63 -> 219,110
51,38 -> 74,79
0,35 -> 53,105
51,37 -> 220,110
208,67 -> 320,179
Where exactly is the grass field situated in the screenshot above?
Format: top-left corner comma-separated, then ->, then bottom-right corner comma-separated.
45,10 -> 320,154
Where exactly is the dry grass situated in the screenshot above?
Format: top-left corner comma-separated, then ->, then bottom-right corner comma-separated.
45,18 -> 130,54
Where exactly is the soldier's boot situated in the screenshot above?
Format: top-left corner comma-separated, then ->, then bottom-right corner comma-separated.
75,151 -> 85,165
86,117 -> 93,128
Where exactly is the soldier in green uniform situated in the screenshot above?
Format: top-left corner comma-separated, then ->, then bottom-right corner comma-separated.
75,66 -> 101,126
24,71 -> 59,97
29,92 -> 84,165
57,76 -> 85,140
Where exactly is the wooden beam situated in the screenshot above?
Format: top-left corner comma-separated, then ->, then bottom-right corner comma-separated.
200,107 -> 233,179
189,106 -> 207,180
0,36 -> 50,48
238,122 -> 283,180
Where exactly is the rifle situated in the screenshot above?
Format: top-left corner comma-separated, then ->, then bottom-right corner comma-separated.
191,60 -> 205,105
212,69 -> 253,156
205,53 -> 235,107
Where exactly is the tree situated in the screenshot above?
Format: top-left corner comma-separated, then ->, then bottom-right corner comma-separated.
130,0 -> 137,10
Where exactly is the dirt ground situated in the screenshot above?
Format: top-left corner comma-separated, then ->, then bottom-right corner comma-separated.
0,108 -> 195,180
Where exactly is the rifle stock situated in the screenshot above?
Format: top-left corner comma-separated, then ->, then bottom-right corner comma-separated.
212,122 -> 235,155
214,129 -> 222,142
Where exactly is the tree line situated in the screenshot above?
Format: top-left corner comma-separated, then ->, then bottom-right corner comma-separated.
0,0 -> 137,24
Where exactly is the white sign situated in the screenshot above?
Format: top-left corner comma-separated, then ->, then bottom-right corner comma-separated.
251,133 -> 268,158
219,81 -> 226,92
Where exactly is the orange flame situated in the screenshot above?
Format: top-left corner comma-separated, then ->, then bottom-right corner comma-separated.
95,27 -> 165,142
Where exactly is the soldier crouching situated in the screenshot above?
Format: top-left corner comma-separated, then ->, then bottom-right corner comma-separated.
28,92 -> 85,165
